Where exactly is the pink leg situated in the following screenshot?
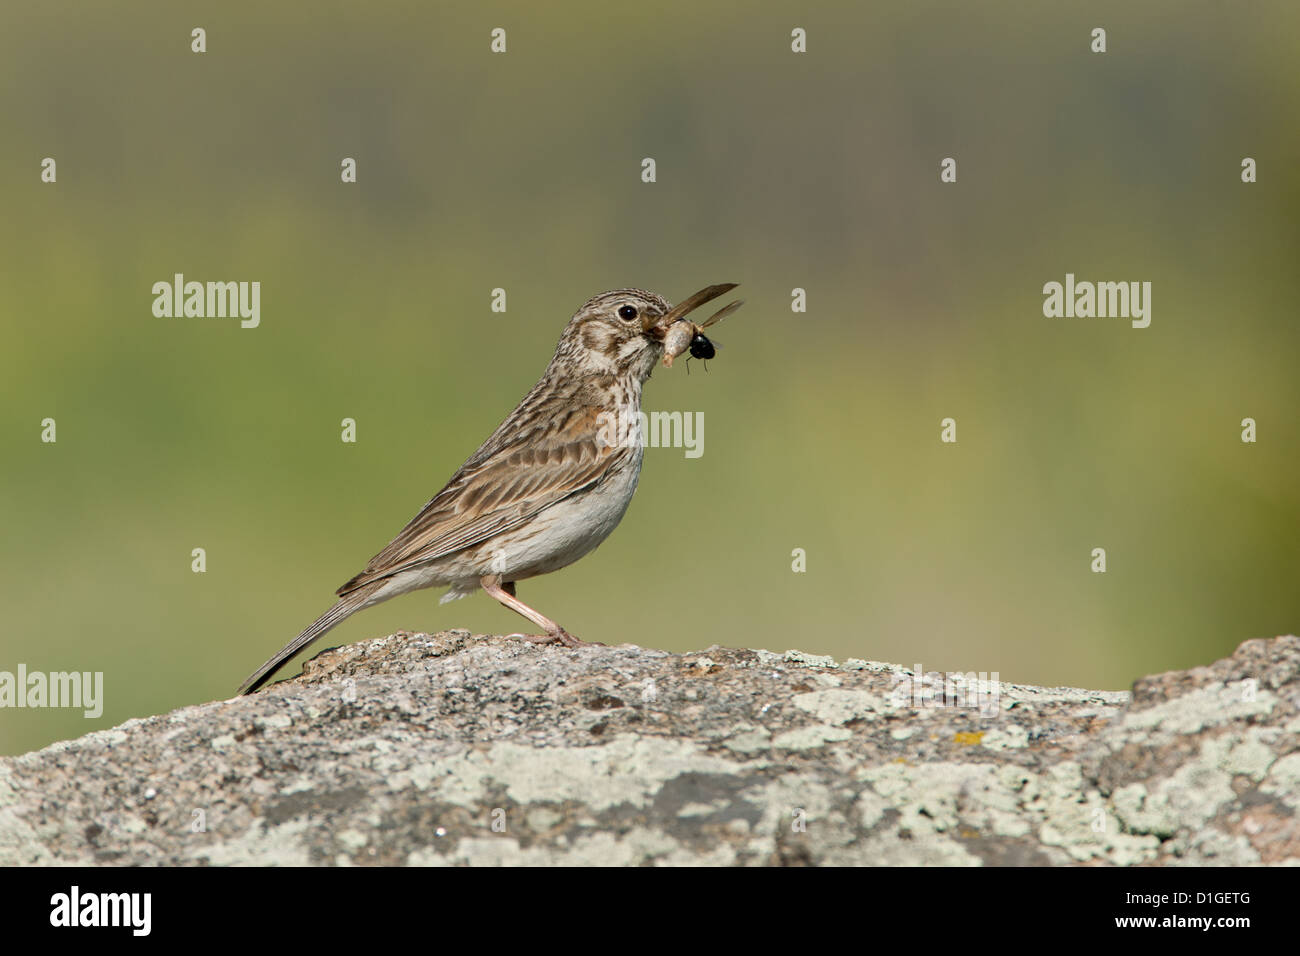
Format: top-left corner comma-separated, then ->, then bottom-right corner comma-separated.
480,576 -> 601,648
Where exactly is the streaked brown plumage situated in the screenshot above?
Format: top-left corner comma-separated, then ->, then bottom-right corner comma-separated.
236,283 -> 739,695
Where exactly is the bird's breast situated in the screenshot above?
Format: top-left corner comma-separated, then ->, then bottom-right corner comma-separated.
498,445 -> 643,580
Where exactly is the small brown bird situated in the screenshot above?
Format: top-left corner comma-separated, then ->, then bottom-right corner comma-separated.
237,283 -> 741,694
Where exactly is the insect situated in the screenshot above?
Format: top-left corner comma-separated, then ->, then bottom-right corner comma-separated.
689,332 -> 715,360
662,297 -> 743,368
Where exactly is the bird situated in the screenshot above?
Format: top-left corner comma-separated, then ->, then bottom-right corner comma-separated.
236,283 -> 740,695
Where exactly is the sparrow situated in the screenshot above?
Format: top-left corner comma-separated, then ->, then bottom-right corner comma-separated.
236,283 -> 741,694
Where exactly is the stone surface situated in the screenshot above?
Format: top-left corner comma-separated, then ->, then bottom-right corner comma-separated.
1,631 -> 1296,866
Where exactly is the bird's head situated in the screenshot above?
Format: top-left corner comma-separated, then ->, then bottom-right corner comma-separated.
554,284 -> 738,382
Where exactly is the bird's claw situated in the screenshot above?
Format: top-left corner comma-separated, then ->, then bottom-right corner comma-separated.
506,630 -> 602,648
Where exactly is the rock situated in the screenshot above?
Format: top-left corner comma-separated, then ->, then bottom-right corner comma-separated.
1,630 -> 1296,866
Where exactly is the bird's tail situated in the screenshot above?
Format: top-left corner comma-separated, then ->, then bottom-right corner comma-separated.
236,586 -> 379,695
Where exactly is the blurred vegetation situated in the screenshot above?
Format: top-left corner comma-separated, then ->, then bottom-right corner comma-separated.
2,1 -> 1297,755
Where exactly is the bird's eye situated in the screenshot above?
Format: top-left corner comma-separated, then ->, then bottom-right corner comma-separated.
617,305 -> 638,321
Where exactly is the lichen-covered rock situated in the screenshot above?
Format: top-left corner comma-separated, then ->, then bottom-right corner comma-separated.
1,631 -> 1296,865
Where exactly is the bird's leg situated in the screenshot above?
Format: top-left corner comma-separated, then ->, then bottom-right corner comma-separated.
479,576 -> 600,648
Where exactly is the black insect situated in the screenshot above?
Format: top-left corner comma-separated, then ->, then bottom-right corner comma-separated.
689,332 -> 716,360
684,298 -> 742,369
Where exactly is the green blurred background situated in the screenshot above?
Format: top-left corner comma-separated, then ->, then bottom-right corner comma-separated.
2,1 -> 1297,756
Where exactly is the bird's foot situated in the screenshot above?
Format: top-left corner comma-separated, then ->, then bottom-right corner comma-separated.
506,632 -> 557,645
507,629 -> 603,648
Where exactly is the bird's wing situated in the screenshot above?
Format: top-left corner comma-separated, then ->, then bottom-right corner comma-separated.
336,407 -> 627,596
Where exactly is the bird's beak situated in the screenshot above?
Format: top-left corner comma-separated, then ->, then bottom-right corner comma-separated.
645,283 -> 738,338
